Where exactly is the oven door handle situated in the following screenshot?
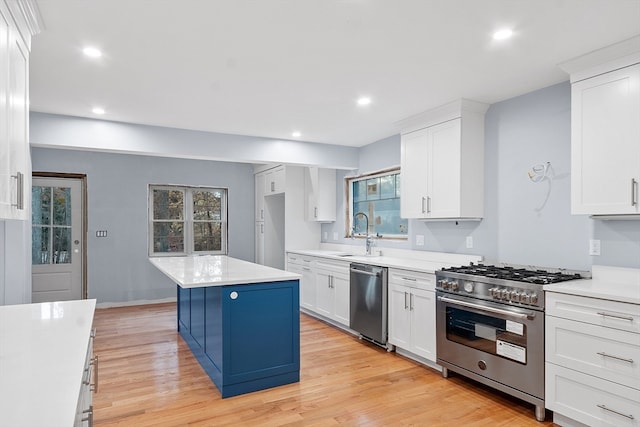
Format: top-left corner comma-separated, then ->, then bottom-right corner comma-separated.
438,296 -> 536,320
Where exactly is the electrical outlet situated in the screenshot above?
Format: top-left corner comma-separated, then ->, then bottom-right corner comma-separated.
96,230 -> 108,238
466,236 -> 473,249
333,232 -> 339,241
416,234 -> 425,246
589,239 -> 601,256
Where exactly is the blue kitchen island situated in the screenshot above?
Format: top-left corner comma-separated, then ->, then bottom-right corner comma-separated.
150,255 -> 301,398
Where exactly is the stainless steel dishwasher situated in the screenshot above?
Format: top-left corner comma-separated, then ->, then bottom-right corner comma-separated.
349,263 -> 389,349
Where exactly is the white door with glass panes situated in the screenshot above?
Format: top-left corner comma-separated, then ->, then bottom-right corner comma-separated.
32,177 -> 83,302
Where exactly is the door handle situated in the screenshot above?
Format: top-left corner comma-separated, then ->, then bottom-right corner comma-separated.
11,172 -> 24,210
421,197 -> 426,213
632,178 -> 638,206
410,293 -> 414,311
404,292 -> 408,309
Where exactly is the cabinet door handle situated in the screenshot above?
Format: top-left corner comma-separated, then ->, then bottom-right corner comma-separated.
11,172 -> 24,210
597,311 -> 634,322
427,196 -> 431,213
82,405 -> 94,426
596,404 -> 634,420
404,292 -> 408,309
421,197 -> 426,213
314,207 -> 318,218
632,178 -> 638,206
260,223 -> 264,233
260,209 -> 264,220
410,293 -> 414,311
302,267 -> 311,272
596,352 -> 634,364
271,181 -> 275,192
91,355 -> 99,393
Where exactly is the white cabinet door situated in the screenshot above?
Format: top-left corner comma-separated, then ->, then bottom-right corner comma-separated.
571,63 -> 640,215
332,271 -> 349,326
255,221 -> 264,265
389,283 -> 412,348
428,119 -> 461,218
410,288 -> 436,361
0,4 -> 29,221
255,172 -> 265,220
300,264 -> 316,310
400,128 -> 429,218
265,166 -> 285,195
304,167 -> 336,222
315,269 -> 333,318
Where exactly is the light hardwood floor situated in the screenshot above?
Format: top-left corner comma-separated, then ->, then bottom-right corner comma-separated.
93,303 -> 555,426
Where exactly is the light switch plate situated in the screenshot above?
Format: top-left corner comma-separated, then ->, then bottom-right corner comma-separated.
589,239 -> 601,256
333,232 -> 339,240
466,236 -> 473,248
416,235 -> 425,246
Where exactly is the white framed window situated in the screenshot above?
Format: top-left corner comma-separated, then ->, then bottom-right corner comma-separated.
346,168 -> 408,239
148,185 -> 228,256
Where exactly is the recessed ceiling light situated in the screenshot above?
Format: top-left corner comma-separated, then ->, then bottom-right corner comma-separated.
291,131 -> 301,138
92,107 -> 105,115
493,29 -> 513,40
83,47 -> 102,58
357,97 -> 372,106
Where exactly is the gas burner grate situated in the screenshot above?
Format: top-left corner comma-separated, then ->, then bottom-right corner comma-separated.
441,263 -> 582,284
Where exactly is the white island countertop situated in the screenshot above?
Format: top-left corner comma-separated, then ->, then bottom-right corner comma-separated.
150,255 -> 300,288
0,299 -> 96,427
544,265 -> 640,305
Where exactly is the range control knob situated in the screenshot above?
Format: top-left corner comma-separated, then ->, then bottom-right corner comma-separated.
530,293 -> 538,304
464,282 -> 474,293
510,291 -> 520,301
451,282 -> 459,292
500,289 -> 509,300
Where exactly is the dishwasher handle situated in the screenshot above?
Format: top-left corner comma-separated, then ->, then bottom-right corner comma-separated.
350,267 -> 381,277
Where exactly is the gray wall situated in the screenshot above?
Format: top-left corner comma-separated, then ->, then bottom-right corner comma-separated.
31,148 -> 255,303
323,82 -> 639,271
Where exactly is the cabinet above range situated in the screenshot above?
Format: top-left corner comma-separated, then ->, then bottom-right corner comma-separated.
398,99 -> 488,221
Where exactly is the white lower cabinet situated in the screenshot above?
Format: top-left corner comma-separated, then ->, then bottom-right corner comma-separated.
287,253 -> 316,310
388,269 -> 436,362
546,292 -> 640,426
315,259 -> 349,326
75,329 -> 97,426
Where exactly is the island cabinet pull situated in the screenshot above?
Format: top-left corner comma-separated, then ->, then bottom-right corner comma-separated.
82,405 -> 94,426
596,352 -> 634,364
596,404 -> 634,420
597,311 -> 634,322
91,355 -> 99,393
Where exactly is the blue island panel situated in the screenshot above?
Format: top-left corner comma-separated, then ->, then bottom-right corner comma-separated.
177,279 -> 300,398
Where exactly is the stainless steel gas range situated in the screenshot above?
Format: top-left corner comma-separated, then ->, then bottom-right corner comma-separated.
435,263 -> 583,422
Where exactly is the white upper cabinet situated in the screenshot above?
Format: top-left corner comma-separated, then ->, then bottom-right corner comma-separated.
560,36 -> 640,217
399,99 -> 488,220
304,167 -> 336,222
570,63 -> 640,215
0,1 -> 37,221
264,165 -> 285,195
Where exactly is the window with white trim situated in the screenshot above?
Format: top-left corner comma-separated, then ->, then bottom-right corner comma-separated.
149,185 -> 228,256
346,168 -> 408,239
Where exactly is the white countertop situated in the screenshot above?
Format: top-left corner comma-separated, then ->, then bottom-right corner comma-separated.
544,265 -> 640,305
287,249 -> 481,274
150,255 -> 300,288
0,299 -> 96,427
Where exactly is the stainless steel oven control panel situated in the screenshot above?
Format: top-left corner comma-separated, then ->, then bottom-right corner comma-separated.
436,277 -> 542,309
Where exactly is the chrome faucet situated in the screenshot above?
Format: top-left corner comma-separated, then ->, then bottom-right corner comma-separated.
353,212 -> 374,255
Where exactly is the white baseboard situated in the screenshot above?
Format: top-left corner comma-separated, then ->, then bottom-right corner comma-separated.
96,297 -> 176,309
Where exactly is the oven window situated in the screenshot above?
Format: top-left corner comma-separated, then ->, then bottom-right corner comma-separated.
445,307 -> 528,364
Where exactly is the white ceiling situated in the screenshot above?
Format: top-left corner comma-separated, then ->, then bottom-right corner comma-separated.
29,0 -> 640,148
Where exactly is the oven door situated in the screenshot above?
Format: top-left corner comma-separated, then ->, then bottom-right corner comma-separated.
436,291 -> 544,400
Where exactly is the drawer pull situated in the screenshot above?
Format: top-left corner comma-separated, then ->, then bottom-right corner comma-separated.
596,404 -> 635,420
597,352 -> 634,364
597,312 -> 634,322
401,277 -> 417,282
